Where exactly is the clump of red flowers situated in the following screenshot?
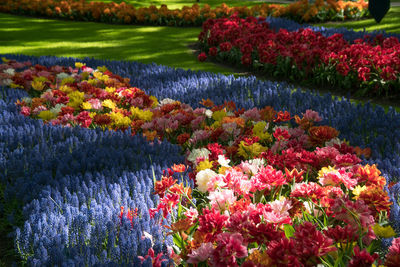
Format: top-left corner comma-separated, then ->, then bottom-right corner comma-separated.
198,52 -> 208,62
199,15 -> 400,97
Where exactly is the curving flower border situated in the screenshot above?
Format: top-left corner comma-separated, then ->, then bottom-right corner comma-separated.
0,0 -> 369,26
1,57 -> 400,266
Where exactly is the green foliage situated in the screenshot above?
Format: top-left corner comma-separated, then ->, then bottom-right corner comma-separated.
0,13 -> 234,75
85,0 -> 269,9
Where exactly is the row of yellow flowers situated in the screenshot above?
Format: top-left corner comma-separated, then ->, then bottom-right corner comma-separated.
0,0 -> 368,26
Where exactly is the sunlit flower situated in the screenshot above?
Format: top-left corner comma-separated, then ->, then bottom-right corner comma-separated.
207,173 -> 226,192
20,106 -> 31,116
196,169 -> 218,193
50,103 -> 64,115
352,185 -> 367,197
205,109 -> 213,118
76,111 -> 92,128
217,155 -> 230,167
253,121 -> 272,142
87,98 -> 102,110
208,189 -> 236,211
196,160 -> 213,172
184,207 -> 198,222
105,86 -> 116,93
269,197 -> 292,216
31,80 -> 45,91
263,210 -> 291,225
187,148 -> 211,165
171,164 -> 186,173
309,125 -> 339,146
110,112 -> 131,128
356,186 -> 392,216
237,141 -> 266,159
75,62 -> 86,68
81,101 -> 92,110
251,165 -> 286,191
130,106 -> 153,121
302,109 -> 322,122
354,164 -> 386,189
102,99 -> 117,110
187,242 -> 214,264
318,166 -> 357,190
38,110 -> 56,121
56,72 -> 69,80
32,105 -> 47,115
61,77 -> 75,86
4,68 -> 15,76
332,197 -> 375,229
212,110 -> 227,121
159,98 -> 178,106
59,85 -> 73,94
373,224 -> 396,238
67,91 -> 85,109
291,182 -> 325,202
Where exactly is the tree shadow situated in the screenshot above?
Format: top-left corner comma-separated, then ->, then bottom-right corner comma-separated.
85,0 -> 273,8
316,7 -> 400,33
0,13 -> 233,74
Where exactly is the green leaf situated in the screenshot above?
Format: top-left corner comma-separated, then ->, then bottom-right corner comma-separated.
283,224 -> 295,239
177,201 -> 183,217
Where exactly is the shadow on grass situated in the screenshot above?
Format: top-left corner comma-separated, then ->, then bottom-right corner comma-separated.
84,0 -> 276,9
0,13 -> 235,75
315,7 -> 400,33
1,12 -> 400,110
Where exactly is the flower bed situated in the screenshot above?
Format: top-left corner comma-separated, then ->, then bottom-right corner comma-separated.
264,16 -> 400,43
0,64 -> 185,265
0,0 -> 368,26
1,55 -> 400,265
198,15 -> 400,98
1,87 -> 183,265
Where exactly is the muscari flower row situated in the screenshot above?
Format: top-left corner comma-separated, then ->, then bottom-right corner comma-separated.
1,52 -> 400,265
1,85 -> 190,265
3,53 -> 400,181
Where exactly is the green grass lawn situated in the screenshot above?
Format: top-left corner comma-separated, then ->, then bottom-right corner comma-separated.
314,6 -> 400,33
0,13 -> 236,75
1,7 -> 400,111
84,0 -> 277,9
